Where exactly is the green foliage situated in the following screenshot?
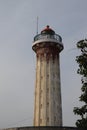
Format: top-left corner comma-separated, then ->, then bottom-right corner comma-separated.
73,39 -> 87,128
75,118 -> 87,128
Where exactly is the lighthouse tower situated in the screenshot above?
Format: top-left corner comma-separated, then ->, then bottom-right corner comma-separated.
32,25 -> 64,126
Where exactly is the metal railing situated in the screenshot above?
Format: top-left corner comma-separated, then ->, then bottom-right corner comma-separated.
34,33 -> 62,43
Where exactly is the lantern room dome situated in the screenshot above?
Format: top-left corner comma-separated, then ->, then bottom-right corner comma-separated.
41,25 -> 55,35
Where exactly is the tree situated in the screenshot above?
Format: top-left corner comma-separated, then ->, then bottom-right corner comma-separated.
73,39 -> 87,128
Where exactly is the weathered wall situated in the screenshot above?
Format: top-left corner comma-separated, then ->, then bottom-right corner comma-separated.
34,46 -> 62,126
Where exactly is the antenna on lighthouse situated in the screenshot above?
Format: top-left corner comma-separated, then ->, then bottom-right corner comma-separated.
36,16 -> 39,35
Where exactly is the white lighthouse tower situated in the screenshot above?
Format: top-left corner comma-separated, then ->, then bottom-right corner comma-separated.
32,25 -> 64,126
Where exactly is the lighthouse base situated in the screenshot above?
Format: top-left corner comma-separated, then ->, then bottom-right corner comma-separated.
2,126 -> 83,130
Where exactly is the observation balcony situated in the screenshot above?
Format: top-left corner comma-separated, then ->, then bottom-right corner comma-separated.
34,33 -> 62,43
32,26 -> 64,52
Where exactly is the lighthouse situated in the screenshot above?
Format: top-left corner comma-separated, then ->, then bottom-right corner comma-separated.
32,25 -> 64,126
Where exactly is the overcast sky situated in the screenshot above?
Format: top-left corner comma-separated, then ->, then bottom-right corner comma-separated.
0,0 -> 87,129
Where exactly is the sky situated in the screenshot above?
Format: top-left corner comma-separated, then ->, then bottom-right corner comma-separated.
0,0 -> 87,129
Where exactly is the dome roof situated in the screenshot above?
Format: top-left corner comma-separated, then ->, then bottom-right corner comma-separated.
41,25 -> 55,35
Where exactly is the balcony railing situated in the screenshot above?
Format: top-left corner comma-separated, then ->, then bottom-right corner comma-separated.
34,33 -> 62,43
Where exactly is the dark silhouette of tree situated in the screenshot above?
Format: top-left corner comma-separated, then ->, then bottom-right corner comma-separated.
73,39 -> 87,128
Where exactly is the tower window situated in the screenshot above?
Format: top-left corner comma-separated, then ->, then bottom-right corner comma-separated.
47,60 -> 49,64
41,76 -> 43,79
53,73 -> 55,78
54,116 -> 56,121
40,104 -> 42,108
40,119 -> 42,124
47,102 -> 49,106
47,88 -> 49,92
54,101 -> 55,106
41,89 -> 43,93
53,87 -> 55,91
47,117 -> 49,122
47,74 -> 49,78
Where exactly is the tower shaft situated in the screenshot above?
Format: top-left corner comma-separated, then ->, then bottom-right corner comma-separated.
34,46 -> 62,126
32,25 -> 64,126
